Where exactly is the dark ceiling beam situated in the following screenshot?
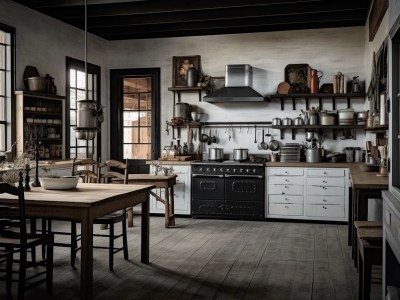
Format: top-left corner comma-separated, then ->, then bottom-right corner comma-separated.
21,0 -> 366,19
101,19 -> 364,40
88,9 -> 366,36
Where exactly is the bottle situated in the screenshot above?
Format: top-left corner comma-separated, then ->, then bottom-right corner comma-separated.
303,112 -> 309,125
310,69 -> 319,93
176,140 -> 182,156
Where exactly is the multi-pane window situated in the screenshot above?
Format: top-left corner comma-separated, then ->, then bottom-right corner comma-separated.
66,57 -> 101,160
0,26 -> 13,152
123,77 -> 152,159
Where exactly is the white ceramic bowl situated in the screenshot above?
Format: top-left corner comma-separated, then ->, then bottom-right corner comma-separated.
39,176 -> 79,190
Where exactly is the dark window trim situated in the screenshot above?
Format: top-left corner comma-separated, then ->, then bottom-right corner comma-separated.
109,68 -> 161,161
0,23 -> 15,152
65,56 -> 101,160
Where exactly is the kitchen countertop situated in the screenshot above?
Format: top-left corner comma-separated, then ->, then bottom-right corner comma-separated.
146,160 -> 198,166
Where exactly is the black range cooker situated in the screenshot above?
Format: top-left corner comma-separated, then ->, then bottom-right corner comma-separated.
191,161 -> 265,220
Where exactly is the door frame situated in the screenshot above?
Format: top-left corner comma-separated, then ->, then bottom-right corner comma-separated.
109,68 -> 161,163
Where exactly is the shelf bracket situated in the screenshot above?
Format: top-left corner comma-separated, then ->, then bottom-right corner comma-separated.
291,129 -> 296,140
280,99 -> 284,111
280,129 -> 284,140
347,97 -> 351,109
332,97 -> 336,110
198,90 -> 202,102
292,98 -> 296,110
333,128 -> 337,140
319,97 -> 322,109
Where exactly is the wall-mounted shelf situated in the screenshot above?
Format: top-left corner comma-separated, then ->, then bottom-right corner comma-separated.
272,124 -> 366,140
268,93 -> 366,110
168,86 -> 203,102
167,121 -> 202,128
365,125 -> 388,133
203,121 -> 272,127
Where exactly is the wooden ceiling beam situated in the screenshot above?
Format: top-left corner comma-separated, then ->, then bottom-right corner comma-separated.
91,11 -> 366,37
101,19 -> 364,40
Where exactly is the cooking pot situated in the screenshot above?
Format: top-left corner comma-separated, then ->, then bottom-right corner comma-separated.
174,102 -> 190,119
319,111 -> 336,125
233,148 -> 249,161
209,148 -> 224,161
356,111 -> 368,120
272,118 -> 281,126
293,116 -> 304,126
282,117 -> 292,126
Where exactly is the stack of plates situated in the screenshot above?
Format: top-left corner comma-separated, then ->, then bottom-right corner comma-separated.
280,145 -> 301,162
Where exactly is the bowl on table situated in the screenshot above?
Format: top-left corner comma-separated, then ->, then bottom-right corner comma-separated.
39,176 -> 79,190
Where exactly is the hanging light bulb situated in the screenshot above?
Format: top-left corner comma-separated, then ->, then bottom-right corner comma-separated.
74,0 -> 103,140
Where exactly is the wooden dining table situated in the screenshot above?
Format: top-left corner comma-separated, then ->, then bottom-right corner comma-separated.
0,182 -> 155,300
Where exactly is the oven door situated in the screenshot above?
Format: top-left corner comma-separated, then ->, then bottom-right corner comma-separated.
225,174 -> 264,201
191,174 -> 225,216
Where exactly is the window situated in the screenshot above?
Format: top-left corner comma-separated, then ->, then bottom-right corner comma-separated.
122,78 -> 152,159
66,57 -> 101,160
0,24 -> 14,152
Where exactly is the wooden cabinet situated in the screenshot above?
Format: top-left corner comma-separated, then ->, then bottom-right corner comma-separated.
266,167 -> 349,221
15,91 -> 64,160
149,164 -> 191,215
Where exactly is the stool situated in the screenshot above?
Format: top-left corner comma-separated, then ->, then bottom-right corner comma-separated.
357,228 -> 382,300
353,221 -> 382,268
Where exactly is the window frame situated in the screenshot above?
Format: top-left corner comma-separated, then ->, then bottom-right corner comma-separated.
65,57 -> 101,160
0,23 -> 15,153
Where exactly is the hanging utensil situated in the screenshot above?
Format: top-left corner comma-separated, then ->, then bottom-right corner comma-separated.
260,129 -> 268,150
254,125 -> 257,143
207,128 -> 212,145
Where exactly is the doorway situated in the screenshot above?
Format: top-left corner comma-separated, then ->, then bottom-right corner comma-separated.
109,68 -> 160,174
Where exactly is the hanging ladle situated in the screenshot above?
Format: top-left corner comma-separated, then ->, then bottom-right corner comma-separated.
260,129 -> 268,150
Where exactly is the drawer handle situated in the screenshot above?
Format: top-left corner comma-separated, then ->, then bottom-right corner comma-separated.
323,199 -> 327,202
324,172 -> 327,175
285,185 -> 289,188
321,186 -> 327,190
284,179 -> 289,182
285,198 -> 289,201
323,180 -> 327,183
323,206 -> 327,209
281,192 -> 285,195
285,205 -> 289,209
284,171 -> 288,174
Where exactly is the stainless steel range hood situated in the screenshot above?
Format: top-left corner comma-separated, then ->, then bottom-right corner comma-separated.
203,64 -> 265,102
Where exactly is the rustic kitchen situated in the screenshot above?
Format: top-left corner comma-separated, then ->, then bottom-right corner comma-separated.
0,0 -> 400,299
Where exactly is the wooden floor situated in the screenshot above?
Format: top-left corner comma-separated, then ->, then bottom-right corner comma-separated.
1,216 -> 381,299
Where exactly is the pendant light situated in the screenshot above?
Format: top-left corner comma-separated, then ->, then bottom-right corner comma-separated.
74,0 -> 103,140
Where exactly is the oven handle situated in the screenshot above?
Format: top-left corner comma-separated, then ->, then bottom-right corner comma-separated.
225,175 -> 264,179
192,174 -> 224,178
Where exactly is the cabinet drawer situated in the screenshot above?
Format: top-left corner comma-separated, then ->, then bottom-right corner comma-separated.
268,184 -> 303,195
269,203 -> 303,216
306,177 -> 345,187
307,195 -> 344,205
268,176 -> 304,185
306,168 -> 345,177
385,206 -> 400,244
306,204 -> 345,218
268,168 -> 304,176
268,194 -> 303,204
307,185 -> 344,196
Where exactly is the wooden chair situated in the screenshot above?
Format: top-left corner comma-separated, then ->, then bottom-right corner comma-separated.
355,221 -> 383,300
95,159 -> 129,271
0,175 -> 54,299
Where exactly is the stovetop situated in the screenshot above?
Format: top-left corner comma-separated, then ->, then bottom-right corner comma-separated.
192,160 -> 265,167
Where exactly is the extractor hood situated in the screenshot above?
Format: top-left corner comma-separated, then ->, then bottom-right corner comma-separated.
203,64 -> 265,102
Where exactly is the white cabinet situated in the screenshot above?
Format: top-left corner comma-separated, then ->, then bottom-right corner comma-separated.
306,168 -> 348,221
149,165 -> 191,215
266,167 -> 349,221
266,167 -> 304,219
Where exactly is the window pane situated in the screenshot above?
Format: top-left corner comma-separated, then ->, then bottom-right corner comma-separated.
124,127 -> 138,143
0,71 -> 4,95
140,127 -> 151,143
78,139 -> 87,146
123,144 -> 134,159
77,70 -> 85,89
70,88 -> 76,109
77,148 -> 87,159
70,134 -> 76,147
0,123 -> 4,151
0,45 -> 5,69
124,95 -> 138,110
139,112 -> 151,126
132,144 -> 151,159
77,89 -> 85,101
70,70 -> 76,88
123,111 -> 139,126
0,97 -> 4,119
70,111 -> 76,126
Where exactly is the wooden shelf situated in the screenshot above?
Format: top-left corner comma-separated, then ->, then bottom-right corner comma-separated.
167,121 -> 202,128
268,92 -> 366,110
15,91 -> 65,100
168,86 -> 203,102
365,125 -> 388,132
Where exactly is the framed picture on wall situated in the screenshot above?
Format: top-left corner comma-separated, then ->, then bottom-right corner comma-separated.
172,55 -> 201,87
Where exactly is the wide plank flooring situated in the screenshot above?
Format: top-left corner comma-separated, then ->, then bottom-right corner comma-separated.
0,217 -> 381,299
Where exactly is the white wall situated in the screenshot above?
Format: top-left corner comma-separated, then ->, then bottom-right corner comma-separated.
2,0 -> 379,158
0,0 -> 110,158
109,27 -> 367,155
